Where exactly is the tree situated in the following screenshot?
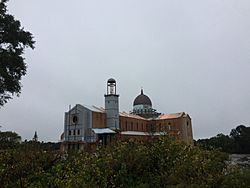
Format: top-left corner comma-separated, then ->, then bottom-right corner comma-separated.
196,133 -> 234,153
230,125 -> 250,153
197,125 -> 250,154
0,0 -> 35,106
0,131 -> 21,149
32,131 -> 38,142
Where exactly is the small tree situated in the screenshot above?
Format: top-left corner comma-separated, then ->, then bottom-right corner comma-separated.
32,131 -> 38,142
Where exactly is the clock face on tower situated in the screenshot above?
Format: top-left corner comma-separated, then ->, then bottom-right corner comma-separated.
72,116 -> 78,124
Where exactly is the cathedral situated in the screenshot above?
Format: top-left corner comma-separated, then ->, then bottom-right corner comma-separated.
61,78 -> 193,151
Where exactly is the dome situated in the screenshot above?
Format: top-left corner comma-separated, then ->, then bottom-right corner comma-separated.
107,78 -> 116,83
133,89 -> 152,106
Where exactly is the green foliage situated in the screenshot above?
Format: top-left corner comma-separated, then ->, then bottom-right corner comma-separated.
221,166 -> 250,188
0,135 -> 250,187
230,125 -> 250,154
0,141 -> 60,188
0,131 -> 21,149
196,125 -> 250,154
196,133 -> 234,153
0,0 -> 35,106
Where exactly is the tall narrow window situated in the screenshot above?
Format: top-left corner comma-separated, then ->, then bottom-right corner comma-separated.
69,130 -> 71,136
73,130 -> 76,135
72,116 -> 78,124
77,129 -> 80,135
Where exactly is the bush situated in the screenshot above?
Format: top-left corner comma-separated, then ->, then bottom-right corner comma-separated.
1,136 -> 250,187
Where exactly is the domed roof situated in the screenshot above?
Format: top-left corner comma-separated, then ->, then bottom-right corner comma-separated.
107,78 -> 116,83
133,89 -> 152,106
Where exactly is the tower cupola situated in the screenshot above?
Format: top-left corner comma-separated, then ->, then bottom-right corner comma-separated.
107,78 -> 117,95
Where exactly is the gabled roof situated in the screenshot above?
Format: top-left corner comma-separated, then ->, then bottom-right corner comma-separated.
73,104 -> 105,113
90,105 -> 105,113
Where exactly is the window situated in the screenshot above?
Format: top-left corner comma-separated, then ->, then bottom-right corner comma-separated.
69,130 -> 71,135
77,129 -> 80,135
72,116 -> 78,123
73,130 -> 76,135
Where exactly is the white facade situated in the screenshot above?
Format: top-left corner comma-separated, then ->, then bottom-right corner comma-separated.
64,104 -> 92,142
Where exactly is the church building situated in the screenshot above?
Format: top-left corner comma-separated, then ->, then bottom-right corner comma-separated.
61,78 -> 193,151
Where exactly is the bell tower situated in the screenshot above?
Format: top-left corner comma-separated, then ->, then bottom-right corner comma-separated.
104,78 -> 119,129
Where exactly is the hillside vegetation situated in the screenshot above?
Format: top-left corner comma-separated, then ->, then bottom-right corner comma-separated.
1,132 -> 250,187
197,125 -> 250,154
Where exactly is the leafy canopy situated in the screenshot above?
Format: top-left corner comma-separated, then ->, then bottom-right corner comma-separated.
0,0 -> 35,106
1,134 -> 250,187
196,125 -> 250,154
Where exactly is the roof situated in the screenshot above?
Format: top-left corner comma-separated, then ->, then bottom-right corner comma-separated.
133,89 -> 152,106
121,131 -> 166,136
121,131 -> 147,136
119,112 -> 146,120
107,78 -> 116,83
72,105 -> 189,121
159,112 -> 185,120
92,128 -> 116,134
83,105 -> 105,113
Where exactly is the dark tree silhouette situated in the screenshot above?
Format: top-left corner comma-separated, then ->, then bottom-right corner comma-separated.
197,125 -> 250,154
33,131 -> 38,142
230,125 -> 250,153
0,0 -> 35,106
0,131 -> 21,149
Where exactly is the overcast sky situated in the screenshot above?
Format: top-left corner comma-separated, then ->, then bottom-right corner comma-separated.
0,0 -> 250,141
